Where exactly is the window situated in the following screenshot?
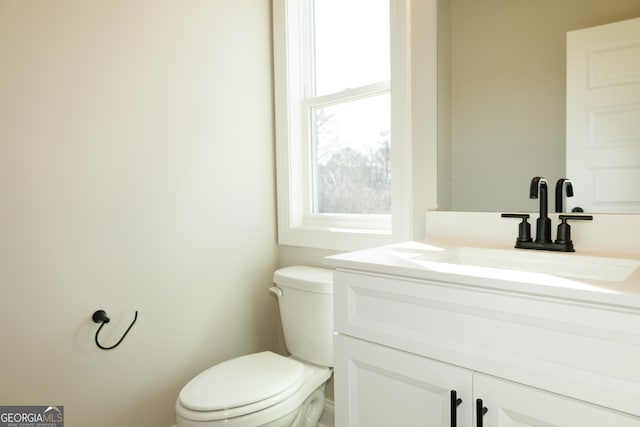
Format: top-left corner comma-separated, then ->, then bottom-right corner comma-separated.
274,0 -> 437,250
310,0 -> 390,220
312,94 -> 391,215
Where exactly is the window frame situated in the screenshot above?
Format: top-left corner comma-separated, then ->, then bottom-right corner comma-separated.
273,0 -> 436,251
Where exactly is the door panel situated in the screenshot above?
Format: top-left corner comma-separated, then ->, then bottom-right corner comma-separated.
334,334 -> 472,427
474,373 -> 640,427
566,17 -> 640,213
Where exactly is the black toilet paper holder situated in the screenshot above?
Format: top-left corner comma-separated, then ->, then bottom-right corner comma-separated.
92,309 -> 138,350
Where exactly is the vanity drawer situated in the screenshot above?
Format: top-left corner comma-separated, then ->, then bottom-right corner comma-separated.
333,269 -> 640,417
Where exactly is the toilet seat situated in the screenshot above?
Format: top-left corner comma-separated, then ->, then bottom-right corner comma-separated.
178,352 -> 304,420
176,356 -> 332,426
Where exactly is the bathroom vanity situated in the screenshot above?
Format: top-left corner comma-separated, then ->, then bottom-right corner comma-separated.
326,241 -> 640,427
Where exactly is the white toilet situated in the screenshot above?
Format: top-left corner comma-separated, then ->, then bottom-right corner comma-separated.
176,266 -> 334,427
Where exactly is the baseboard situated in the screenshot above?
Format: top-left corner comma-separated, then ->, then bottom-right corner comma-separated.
318,398 -> 334,427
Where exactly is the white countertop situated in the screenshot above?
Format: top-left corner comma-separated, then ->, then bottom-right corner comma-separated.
325,240 -> 640,310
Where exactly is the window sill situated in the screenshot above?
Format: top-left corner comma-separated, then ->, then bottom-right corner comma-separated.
278,225 -> 395,251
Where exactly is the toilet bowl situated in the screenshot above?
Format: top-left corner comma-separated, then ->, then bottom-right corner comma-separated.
176,352 -> 331,427
176,266 -> 334,427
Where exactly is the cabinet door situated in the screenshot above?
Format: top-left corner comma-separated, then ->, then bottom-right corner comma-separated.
474,373 -> 640,427
335,334 -> 473,427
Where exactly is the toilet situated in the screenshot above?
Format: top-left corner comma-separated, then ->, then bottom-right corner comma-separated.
176,266 -> 334,427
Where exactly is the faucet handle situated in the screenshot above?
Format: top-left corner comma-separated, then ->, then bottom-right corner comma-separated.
558,214 -> 593,221
501,213 -> 532,243
555,214 -> 594,249
501,213 -> 530,219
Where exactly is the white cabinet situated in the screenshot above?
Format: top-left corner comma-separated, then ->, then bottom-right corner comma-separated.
474,374 -> 640,427
331,268 -> 640,427
335,334 -> 472,427
335,334 -> 640,427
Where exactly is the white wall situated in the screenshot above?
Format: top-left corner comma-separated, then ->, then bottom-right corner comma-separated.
0,1 -> 279,426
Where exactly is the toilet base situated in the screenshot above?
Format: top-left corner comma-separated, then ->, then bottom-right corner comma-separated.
284,386 -> 326,427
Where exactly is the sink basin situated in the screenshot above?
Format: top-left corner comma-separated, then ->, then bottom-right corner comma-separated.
415,247 -> 640,282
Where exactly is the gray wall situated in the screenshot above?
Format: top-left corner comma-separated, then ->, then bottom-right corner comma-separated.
440,0 -> 640,212
0,1 -> 280,426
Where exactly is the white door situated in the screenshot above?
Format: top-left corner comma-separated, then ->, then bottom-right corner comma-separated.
334,334 -> 473,427
566,17 -> 640,213
474,373 -> 640,427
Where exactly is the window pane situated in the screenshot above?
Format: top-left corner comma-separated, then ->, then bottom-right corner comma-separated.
312,94 -> 391,214
313,0 -> 390,96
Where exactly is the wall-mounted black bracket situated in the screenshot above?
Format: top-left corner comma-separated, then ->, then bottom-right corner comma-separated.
92,309 -> 138,350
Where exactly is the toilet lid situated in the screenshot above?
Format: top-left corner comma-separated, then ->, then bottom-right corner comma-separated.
178,352 -> 305,412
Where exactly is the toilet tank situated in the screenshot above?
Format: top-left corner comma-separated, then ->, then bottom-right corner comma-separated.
272,266 -> 334,367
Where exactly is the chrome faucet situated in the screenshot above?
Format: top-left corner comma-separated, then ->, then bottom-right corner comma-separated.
555,178 -> 574,213
501,176 -> 593,252
530,177 -> 551,244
